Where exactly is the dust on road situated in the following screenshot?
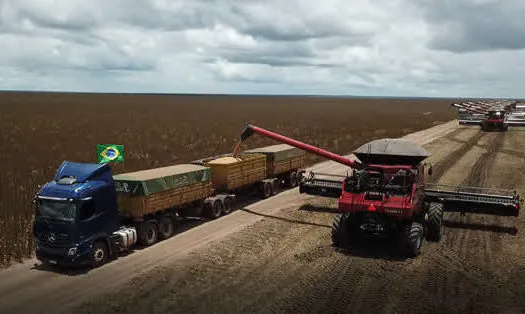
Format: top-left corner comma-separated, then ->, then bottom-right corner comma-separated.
71,125 -> 525,314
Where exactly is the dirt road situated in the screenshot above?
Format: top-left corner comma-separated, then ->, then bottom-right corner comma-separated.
3,120 -> 525,314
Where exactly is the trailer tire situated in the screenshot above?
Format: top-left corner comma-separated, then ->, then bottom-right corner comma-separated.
332,213 -> 352,249
404,221 -> 424,257
222,197 -> 233,215
289,172 -> 298,187
426,202 -> 444,242
262,181 -> 272,199
272,180 -> 279,195
158,214 -> 175,240
205,200 -> 223,219
140,220 -> 158,246
91,241 -> 108,268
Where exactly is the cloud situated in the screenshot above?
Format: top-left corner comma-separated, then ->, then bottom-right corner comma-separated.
1,0 -> 525,97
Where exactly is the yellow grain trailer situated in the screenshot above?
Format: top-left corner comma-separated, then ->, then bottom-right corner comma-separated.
245,144 -> 306,187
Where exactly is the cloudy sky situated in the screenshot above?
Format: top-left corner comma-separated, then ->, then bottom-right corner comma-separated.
1,0 -> 524,97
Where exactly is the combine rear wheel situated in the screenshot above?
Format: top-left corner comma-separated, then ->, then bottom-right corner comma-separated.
332,213 -> 352,249
426,202 -> 444,242
403,221 -> 424,257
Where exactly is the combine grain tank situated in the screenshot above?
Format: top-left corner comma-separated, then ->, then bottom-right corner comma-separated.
113,164 -> 212,219
353,139 -> 430,165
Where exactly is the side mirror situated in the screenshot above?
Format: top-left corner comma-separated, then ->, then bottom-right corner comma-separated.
428,166 -> 433,176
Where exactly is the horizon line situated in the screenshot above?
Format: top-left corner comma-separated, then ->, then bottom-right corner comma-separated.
0,89 -> 520,100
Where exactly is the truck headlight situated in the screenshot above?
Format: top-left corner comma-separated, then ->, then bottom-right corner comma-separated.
67,247 -> 77,256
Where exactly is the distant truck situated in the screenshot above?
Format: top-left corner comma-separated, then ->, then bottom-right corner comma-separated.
32,144 -> 305,268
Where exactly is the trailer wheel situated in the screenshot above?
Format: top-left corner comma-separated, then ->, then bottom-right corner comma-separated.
205,200 -> 223,219
426,202 -> 444,242
262,181 -> 272,198
140,220 -> 158,246
91,241 -> 108,268
404,221 -> 424,257
158,214 -> 175,240
222,197 -> 233,215
289,172 -> 298,187
272,180 -> 279,195
332,213 -> 352,249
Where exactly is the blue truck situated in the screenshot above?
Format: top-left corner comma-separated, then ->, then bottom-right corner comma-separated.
32,161 -> 228,268
32,145 -> 306,268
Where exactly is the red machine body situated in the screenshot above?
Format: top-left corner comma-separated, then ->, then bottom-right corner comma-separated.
238,124 -> 521,257
239,124 -> 429,222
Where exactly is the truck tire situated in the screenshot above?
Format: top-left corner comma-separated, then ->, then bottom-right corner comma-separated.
262,181 -> 272,199
158,214 -> 175,240
426,202 -> 444,242
91,241 -> 108,268
140,220 -> 158,246
272,179 -> 279,195
222,197 -> 233,215
205,200 -> 222,219
289,172 -> 298,187
332,213 -> 352,249
404,221 -> 424,257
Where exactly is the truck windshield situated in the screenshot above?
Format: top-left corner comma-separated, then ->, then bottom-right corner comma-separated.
36,199 -> 76,222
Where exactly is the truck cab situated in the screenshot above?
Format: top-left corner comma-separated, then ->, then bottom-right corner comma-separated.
33,161 -> 119,267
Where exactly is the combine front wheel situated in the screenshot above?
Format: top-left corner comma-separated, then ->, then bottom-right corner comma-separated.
404,221 -> 424,257
426,202 -> 444,242
332,213 -> 352,249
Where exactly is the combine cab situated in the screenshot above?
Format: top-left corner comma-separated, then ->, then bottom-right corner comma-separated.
237,124 -> 521,257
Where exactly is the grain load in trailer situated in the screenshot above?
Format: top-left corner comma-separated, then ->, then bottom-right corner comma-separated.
203,153 -> 267,192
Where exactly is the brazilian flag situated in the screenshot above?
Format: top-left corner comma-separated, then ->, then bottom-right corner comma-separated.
97,144 -> 124,163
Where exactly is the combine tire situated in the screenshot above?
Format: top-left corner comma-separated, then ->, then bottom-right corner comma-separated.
332,213 -> 352,249
404,221 -> 424,257
426,202 -> 444,242
90,241 -> 108,268
139,220 -> 159,246
158,214 -> 175,240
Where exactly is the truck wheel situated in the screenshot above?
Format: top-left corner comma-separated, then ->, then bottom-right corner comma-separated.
140,220 -> 158,246
332,213 -> 352,249
91,241 -> 108,268
404,221 -> 424,257
272,180 -> 279,195
262,182 -> 272,198
426,202 -> 444,242
289,172 -> 298,187
158,214 -> 175,240
222,197 -> 233,215
205,200 -> 222,219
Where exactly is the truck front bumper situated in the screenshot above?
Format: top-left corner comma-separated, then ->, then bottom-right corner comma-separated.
35,243 -> 92,267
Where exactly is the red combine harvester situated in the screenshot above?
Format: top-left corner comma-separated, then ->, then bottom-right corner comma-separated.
452,100 -> 525,131
237,124 -> 521,257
